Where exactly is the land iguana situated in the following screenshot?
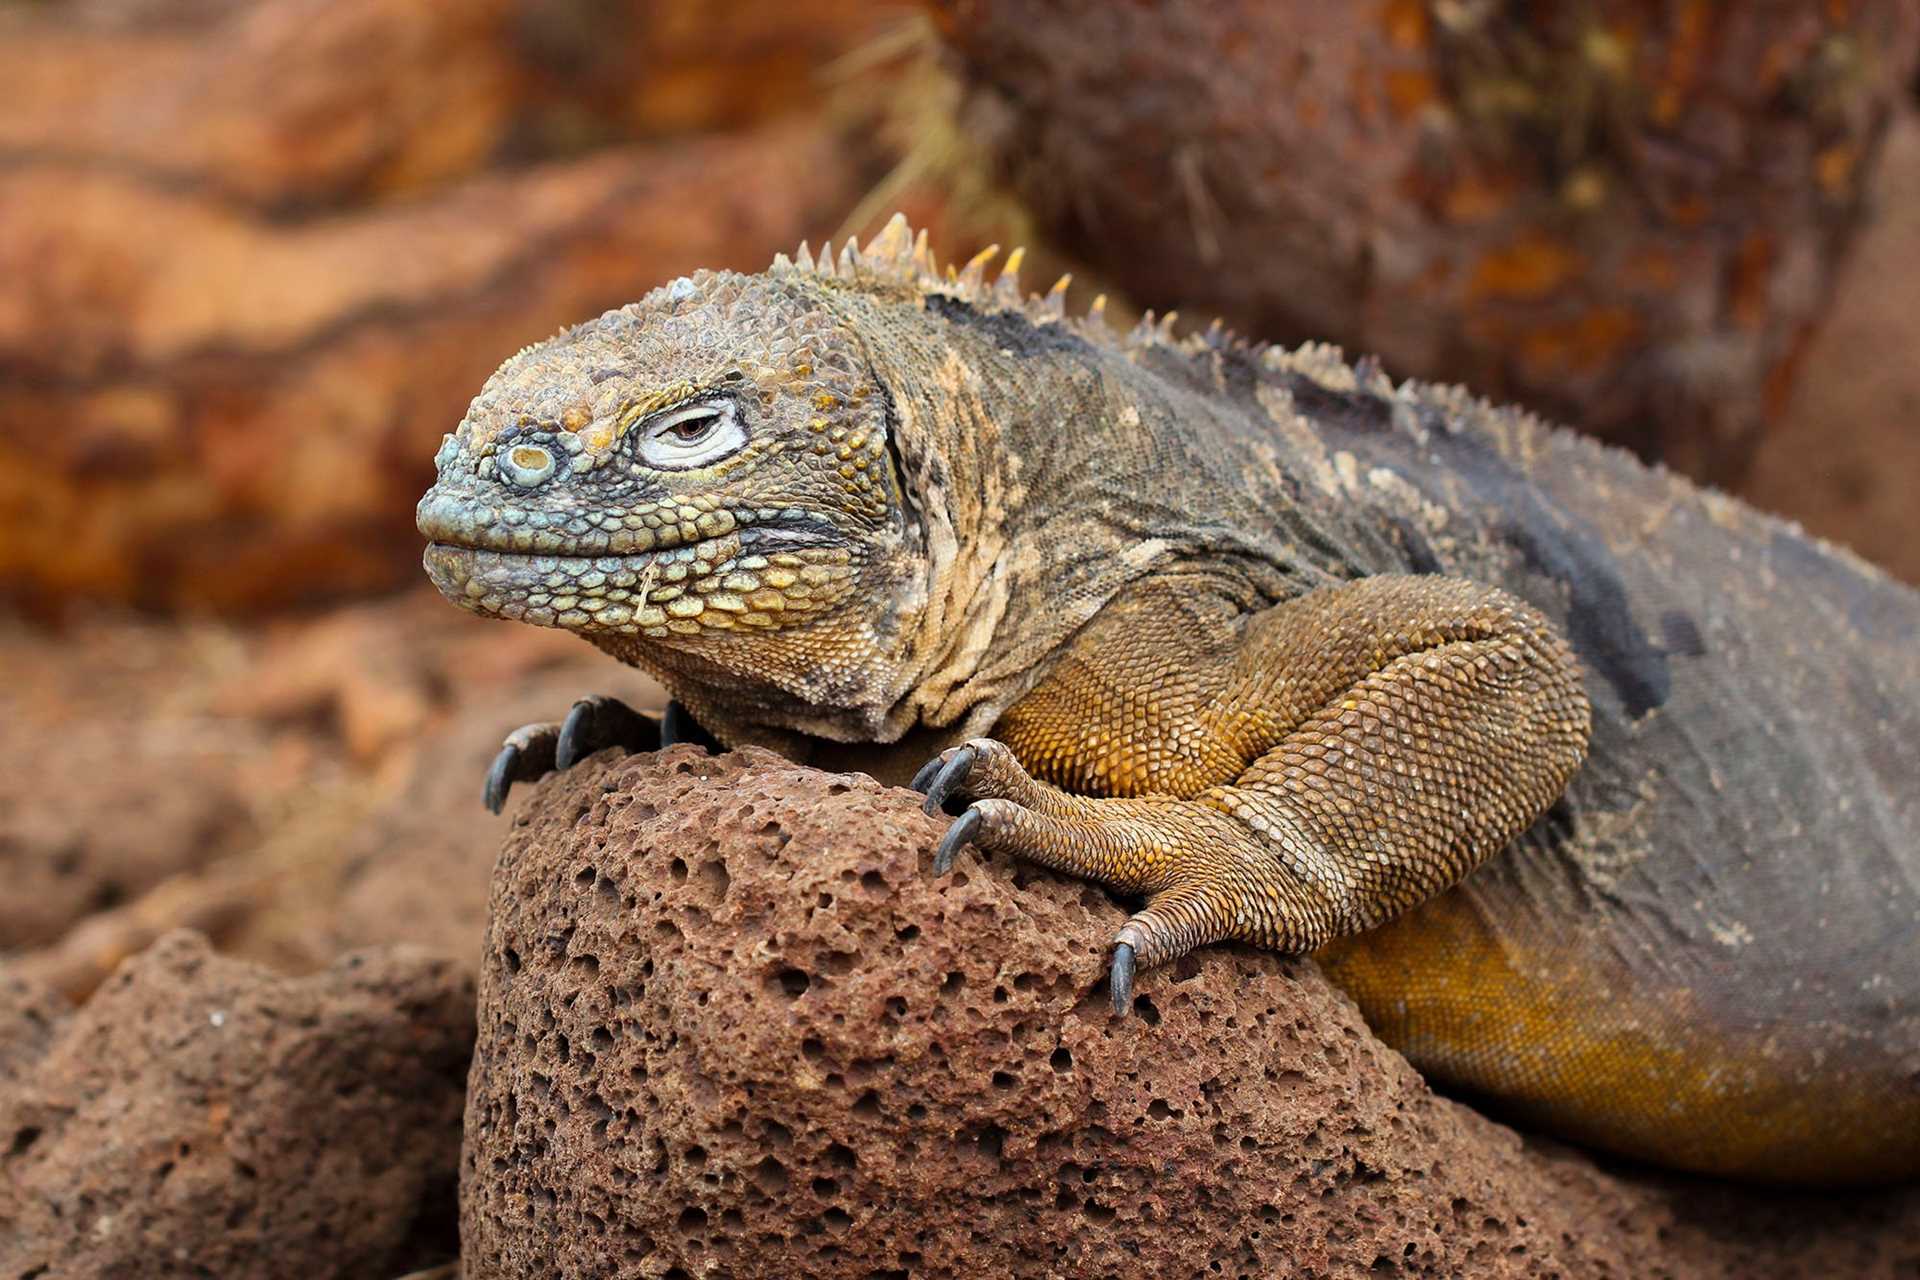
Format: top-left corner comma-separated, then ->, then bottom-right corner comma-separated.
418,215 -> 1920,1185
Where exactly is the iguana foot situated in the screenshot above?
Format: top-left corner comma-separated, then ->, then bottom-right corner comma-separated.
484,696 -> 715,813
913,738 -> 1250,1015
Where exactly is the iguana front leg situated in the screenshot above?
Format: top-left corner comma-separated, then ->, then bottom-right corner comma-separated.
914,574 -> 1591,1012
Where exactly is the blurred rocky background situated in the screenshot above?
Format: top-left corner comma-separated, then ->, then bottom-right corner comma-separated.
2,1 -> 1917,1276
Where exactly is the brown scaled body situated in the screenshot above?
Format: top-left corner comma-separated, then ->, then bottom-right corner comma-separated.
420,216 -> 1920,1184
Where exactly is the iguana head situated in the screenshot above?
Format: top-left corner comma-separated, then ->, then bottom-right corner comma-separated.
420,214 -> 1109,742
419,237 -> 918,728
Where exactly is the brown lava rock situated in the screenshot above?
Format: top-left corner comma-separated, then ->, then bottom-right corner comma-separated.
462,748 -> 1920,1279
0,931 -> 474,1279
924,1 -> 1920,488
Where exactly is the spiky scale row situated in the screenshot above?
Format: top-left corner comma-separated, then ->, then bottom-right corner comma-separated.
775,213 -> 1374,387
770,214 -> 1587,475
771,214 -> 1095,347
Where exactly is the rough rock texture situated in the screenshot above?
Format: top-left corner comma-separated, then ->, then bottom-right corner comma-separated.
0,932 -> 475,1279
0,0 -> 896,615
462,749 -> 1920,1279
925,0 -> 1920,486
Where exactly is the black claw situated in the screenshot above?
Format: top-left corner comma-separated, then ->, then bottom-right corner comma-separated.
554,700 -> 599,771
483,745 -> 519,815
908,755 -> 944,795
660,700 -> 721,753
1109,942 -> 1136,1017
932,806 -> 981,875
556,695 -> 662,771
920,745 -> 977,816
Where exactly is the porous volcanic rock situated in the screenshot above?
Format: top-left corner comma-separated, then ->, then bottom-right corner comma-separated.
462,748 -> 1920,1279
0,931 -> 474,1279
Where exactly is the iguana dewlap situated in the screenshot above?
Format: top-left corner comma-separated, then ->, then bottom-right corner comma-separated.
418,216 -> 1920,1185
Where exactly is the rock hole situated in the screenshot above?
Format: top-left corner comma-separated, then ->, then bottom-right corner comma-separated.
802,1037 -> 826,1061
826,1142 -> 857,1169
941,971 -> 965,995
824,1207 -> 852,1229
9,1127 -> 40,1157
575,865 -> 597,887
503,949 -> 522,974
812,1176 -> 839,1197
894,924 -> 920,942
676,1207 -> 707,1236
884,996 -> 908,1020
851,1091 -> 880,1118
1134,995 -> 1162,1026
752,1156 -> 788,1194
860,870 -> 888,895
1148,1099 -> 1174,1120
1086,1201 -> 1116,1224
697,859 -> 731,903
1050,1047 -> 1073,1073
771,968 -> 810,999
992,1071 -> 1017,1090
670,858 -> 689,882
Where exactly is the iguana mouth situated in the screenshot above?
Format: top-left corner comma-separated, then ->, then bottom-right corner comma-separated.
416,488 -> 841,560
421,509 -> 856,635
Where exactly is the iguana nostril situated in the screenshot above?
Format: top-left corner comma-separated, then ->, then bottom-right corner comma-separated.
499,443 -> 557,488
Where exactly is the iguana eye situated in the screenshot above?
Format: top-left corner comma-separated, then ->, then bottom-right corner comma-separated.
638,400 -> 747,469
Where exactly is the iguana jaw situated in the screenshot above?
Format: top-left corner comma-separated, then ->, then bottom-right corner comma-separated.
420,497 -> 860,639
